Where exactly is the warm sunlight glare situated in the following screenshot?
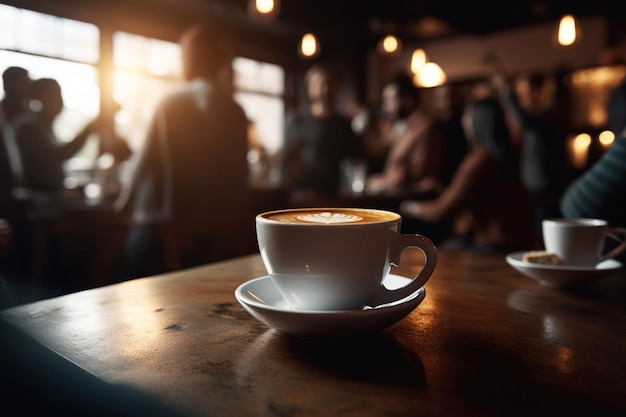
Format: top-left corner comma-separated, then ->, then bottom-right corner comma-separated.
113,71 -> 143,103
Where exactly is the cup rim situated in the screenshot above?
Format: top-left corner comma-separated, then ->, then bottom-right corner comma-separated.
543,218 -> 607,227
256,207 -> 401,226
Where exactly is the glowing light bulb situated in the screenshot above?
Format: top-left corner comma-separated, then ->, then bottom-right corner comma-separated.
299,33 -> 319,58
410,49 -> 426,73
571,133 -> 591,168
382,35 -> 399,54
413,62 -> 447,88
256,0 -> 275,14
558,15 -> 577,46
598,130 -> 615,148
574,133 -> 591,149
248,0 -> 279,20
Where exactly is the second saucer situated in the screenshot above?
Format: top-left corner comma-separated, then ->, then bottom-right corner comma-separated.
506,251 -> 624,288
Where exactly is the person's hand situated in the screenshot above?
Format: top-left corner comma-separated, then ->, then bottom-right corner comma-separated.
410,177 -> 443,195
399,200 -> 422,218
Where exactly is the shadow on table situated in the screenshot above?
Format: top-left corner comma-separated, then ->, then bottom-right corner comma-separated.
0,319 -> 186,417
448,330 -> 626,417
238,328 -> 426,387
283,330 -> 427,386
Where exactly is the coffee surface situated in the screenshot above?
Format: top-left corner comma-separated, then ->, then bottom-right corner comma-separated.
262,209 -> 398,224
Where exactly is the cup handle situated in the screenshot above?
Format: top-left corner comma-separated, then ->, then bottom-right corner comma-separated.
369,234 -> 437,307
600,227 -> 626,262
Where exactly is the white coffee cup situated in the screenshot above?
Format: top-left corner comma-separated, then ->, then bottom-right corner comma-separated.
256,208 -> 437,311
542,218 -> 626,267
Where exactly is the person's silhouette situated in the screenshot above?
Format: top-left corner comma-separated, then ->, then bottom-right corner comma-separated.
13,78 -> 101,193
115,24 -> 252,278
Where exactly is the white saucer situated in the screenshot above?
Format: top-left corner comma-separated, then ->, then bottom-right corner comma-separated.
506,251 -> 624,288
235,274 -> 426,337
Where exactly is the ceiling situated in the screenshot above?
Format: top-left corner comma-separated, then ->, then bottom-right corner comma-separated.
213,0 -> 626,45
8,0 -> 624,60
10,0 -> 623,51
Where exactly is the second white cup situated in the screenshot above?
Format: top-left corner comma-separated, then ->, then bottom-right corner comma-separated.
542,218 -> 626,267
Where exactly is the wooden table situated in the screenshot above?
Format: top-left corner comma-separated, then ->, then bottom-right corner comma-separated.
1,249 -> 626,417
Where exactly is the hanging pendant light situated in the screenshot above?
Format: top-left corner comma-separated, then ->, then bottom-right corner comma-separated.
557,14 -> 579,46
413,62 -> 447,88
248,0 -> 280,21
377,35 -> 402,55
299,33 -> 320,58
409,48 -> 446,88
410,48 -> 426,73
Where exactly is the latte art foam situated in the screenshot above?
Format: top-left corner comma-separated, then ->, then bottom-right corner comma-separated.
261,208 -> 399,225
297,212 -> 362,224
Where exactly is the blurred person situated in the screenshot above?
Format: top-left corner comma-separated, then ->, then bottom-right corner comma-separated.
1,66 -> 31,123
278,62 -> 363,205
13,77 -> 102,193
560,135 -> 626,227
561,80 -> 626,245
1,67 -> 32,208
343,93 -> 370,137
431,82 -> 469,187
115,23 -> 251,279
365,72 -> 446,196
1,68 -> 34,293
491,68 -> 568,241
606,77 -> 626,137
343,95 -> 386,175
400,97 -> 535,253
9,78 -> 104,298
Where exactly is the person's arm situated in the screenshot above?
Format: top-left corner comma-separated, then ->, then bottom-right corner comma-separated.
14,119 -> 64,190
371,114 -> 431,192
400,149 -> 490,223
561,137 -> 626,226
56,117 -> 103,160
489,68 -> 525,146
408,120 -> 446,185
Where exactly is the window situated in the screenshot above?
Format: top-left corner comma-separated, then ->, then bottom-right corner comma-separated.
233,57 -> 285,183
1,3 -> 286,186
233,56 -> 285,155
569,65 -> 626,129
0,4 -> 100,175
113,33 -> 285,183
113,31 -> 183,153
